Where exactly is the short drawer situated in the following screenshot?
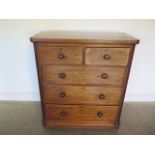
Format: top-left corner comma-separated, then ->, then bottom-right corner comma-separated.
45,104 -> 118,124
43,85 -> 122,105
42,66 -> 125,86
85,48 -> 130,66
37,46 -> 83,65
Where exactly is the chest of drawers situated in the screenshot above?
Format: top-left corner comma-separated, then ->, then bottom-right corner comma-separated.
30,31 -> 139,129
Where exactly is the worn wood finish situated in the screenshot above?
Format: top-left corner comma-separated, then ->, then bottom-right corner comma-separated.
44,121 -> 117,128
45,104 -> 118,124
37,43 -> 133,48
31,31 -> 139,129
30,31 -> 139,44
115,45 -> 136,127
85,48 -> 130,66
37,46 -> 83,65
33,43 -> 46,121
43,85 -> 122,105
42,66 -> 125,86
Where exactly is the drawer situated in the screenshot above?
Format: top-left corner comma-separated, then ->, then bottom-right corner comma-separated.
43,85 -> 122,105
45,104 -> 118,124
85,48 -> 130,66
37,46 -> 83,65
42,66 -> 125,86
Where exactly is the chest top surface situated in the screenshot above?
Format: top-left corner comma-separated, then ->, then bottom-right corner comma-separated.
30,31 -> 139,44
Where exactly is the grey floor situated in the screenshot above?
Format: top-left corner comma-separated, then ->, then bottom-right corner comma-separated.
0,101 -> 154,135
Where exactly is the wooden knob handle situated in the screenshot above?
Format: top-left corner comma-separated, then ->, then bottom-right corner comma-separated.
101,73 -> 108,79
59,73 -> 66,79
103,54 -> 111,60
58,53 -> 65,59
60,111 -> 67,117
99,94 -> 105,99
60,92 -> 66,97
97,111 -> 103,117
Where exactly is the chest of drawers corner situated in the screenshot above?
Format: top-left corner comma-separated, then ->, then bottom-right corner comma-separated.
30,31 -> 139,129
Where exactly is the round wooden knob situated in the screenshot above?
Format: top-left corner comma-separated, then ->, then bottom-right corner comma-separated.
101,73 -> 108,79
58,53 -> 65,59
99,94 -> 105,99
59,73 -> 66,79
103,54 -> 111,60
60,111 -> 67,117
60,92 -> 66,97
97,111 -> 103,117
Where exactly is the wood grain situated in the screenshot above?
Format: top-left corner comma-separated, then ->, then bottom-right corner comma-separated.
31,31 -> 139,129
30,31 -> 139,44
43,85 -> 121,105
42,65 -> 125,86
85,48 -> 130,66
37,46 -> 83,65
44,121 -> 117,128
45,104 -> 118,124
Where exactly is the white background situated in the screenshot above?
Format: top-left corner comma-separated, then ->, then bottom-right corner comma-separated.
0,19 -> 155,101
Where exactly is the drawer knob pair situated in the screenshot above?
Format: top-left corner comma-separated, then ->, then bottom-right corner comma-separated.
101,73 -> 108,79
61,111 -> 103,118
58,53 -> 65,59
60,111 -> 67,117
60,73 -> 108,79
103,54 -> 111,60
97,111 -> 104,117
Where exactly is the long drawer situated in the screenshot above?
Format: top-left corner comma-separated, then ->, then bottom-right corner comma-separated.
45,104 -> 118,124
42,66 -> 125,86
43,85 -> 122,105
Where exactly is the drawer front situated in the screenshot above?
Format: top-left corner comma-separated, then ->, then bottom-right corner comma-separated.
37,46 -> 83,65
85,48 -> 130,66
45,104 -> 118,124
43,66 -> 125,86
43,85 -> 121,105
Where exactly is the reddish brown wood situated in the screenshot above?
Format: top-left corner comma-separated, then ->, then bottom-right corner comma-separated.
85,48 -> 130,66
30,31 -> 139,44
37,46 -> 83,65
42,65 -> 125,86
33,43 -> 46,123
45,104 -> 118,124
44,121 -> 117,128
116,45 -> 136,126
43,85 -> 122,105
30,31 -> 139,129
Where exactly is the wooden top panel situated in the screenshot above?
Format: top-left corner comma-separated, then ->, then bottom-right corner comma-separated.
30,31 -> 139,44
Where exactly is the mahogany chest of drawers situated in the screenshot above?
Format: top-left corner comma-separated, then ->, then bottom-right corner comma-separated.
30,31 -> 139,129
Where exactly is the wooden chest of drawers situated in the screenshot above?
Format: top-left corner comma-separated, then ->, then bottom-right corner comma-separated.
30,31 -> 139,129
